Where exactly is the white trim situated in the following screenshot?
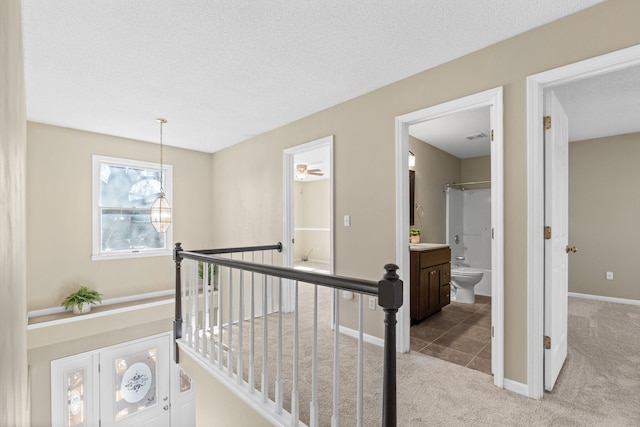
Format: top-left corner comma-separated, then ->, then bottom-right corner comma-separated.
338,325 -> 385,348
178,340 -> 292,427
27,289 -> 174,330
283,136 -> 334,318
395,87 -> 505,389
526,43 -> 640,400
568,292 -> 640,306
503,378 -> 529,397
92,155 -> 174,261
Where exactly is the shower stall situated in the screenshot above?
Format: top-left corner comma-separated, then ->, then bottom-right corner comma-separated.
446,186 -> 492,296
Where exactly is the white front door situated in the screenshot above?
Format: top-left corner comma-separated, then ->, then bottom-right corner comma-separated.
100,335 -> 171,426
543,90 -> 570,391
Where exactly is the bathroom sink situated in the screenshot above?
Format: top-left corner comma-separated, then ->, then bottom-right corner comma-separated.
409,243 -> 449,251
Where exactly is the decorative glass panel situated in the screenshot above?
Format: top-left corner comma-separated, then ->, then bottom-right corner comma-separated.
65,368 -> 86,427
179,369 -> 192,393
113,347 -> 157,422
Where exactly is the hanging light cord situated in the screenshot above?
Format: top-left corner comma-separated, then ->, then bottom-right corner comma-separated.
157,118 -> 167,194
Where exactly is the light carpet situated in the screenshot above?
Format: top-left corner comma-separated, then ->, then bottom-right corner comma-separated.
215,289 -> 640,426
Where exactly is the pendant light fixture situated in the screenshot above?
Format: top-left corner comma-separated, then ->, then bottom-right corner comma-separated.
150,118 -> 172,232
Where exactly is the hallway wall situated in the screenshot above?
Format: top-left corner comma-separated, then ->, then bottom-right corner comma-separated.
569,132 -> 640,301
208,0 -> 640,384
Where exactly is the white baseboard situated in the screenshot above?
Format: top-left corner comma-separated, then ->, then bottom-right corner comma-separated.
503,378 -> 529,397
338,326 -> 384,348
569,292 -> 640,306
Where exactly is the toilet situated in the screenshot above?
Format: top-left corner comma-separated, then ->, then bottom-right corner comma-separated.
450,268 -> 484,304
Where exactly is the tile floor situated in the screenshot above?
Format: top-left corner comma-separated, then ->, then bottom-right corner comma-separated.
410,295 -> 492,375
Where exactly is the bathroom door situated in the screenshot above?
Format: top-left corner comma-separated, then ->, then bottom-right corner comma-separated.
543,90 -> 569,391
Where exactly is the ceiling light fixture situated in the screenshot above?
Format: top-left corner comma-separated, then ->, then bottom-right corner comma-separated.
150,118 -> 172,232
408,151 -> 416,170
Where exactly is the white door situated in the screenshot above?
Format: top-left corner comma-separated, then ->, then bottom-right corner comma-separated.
100,335 -> 171,426
543,90 -> 570,391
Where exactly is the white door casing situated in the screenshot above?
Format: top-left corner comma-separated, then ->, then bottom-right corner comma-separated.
282,136 -> 334,318
543,90 -> 569,391
526,44 -> 640,399
394,87 -> 504,388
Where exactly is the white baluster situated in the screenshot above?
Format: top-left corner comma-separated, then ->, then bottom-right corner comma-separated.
262,274 -> 269,404
217,266 -> 224,369
237,269 -> 244,386
209,264 -> 215,364
249,270 -> 256,394
290,281 -> 299,427
357,294 -> 364,427
276,278 -> 283,414
227,267 -> 233,376
310,285 -> 319,427
331,289 -> 340,427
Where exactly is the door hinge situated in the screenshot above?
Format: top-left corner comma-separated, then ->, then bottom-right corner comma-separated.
491,326 -> 494,338
544,226 -> 552,240
544,335 -> 551,350
491,228 -> 494,239
544,116 -> 551,130
491,129 -> 494,141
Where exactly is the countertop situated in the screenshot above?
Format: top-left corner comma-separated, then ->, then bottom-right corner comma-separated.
409,243 -> 450,251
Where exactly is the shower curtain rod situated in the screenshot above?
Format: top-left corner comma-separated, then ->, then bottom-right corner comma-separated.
446,180 -> 491,187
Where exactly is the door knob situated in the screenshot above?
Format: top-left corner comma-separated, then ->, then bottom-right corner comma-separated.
163,405 -> 170,411
566,245 -> 577,253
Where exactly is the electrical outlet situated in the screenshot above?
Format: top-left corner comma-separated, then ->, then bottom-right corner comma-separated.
368,296 -> 376,310
606,271 -> 614,280
344,215 -> 351,227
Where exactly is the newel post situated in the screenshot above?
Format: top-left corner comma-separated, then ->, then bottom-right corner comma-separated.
173,242 -> 183,363
378,263 -> 403,427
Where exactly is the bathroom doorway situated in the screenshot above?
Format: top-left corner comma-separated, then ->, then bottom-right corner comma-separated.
395,87 -> 504,387
408,106 -> 493,375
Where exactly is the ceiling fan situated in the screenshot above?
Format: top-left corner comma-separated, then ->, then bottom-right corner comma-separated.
296,163 -> 324,179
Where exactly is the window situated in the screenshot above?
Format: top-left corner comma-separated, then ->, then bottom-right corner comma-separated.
92,155 -> 173,260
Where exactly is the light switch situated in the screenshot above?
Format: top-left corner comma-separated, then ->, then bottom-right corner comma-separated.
344,215 -> 351,227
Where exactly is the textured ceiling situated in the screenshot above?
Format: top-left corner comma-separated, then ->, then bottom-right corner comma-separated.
22,1 -> 605,153
553,64 -> 640,143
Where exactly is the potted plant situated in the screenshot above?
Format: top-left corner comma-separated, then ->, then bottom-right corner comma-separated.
410,228 -> 421,243
61,286 -> 103,314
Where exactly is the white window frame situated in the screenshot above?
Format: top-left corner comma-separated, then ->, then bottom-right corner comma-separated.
92,155 -> 173,260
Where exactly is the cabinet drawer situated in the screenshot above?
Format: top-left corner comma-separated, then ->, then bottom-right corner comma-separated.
420,248 -> 451,267
441,283 -> 450,305
441,263 -> 451,284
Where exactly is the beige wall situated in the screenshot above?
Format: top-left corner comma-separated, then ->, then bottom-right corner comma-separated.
26,124 -> 214,423
179,352 -> 272,427
0,0 -> 30,424
26,123 -> 215,310
569,133 -> 640,301
294,179 -> 330,262
208,0 -> 640,384
410,136 -> 461,243
461,155 -> 491,188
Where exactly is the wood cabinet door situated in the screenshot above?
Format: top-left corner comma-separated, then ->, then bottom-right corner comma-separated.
427,266 -> 441,314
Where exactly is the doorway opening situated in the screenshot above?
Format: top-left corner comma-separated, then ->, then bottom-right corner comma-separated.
395,87 -> 504,388
283,136 -> 334,319
526,44 -> 640,399
408,106 -> 493,375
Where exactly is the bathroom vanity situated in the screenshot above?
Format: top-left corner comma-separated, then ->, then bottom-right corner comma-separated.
409,244 -> 451,323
